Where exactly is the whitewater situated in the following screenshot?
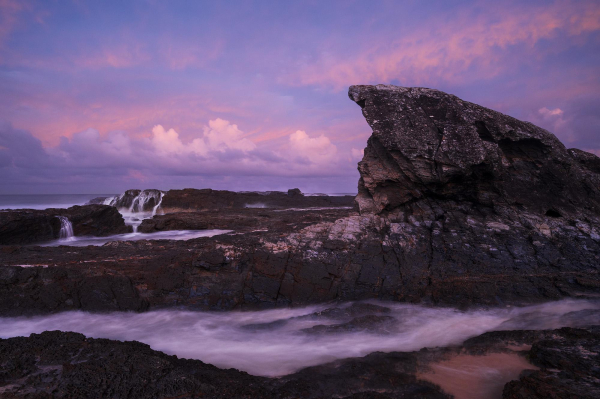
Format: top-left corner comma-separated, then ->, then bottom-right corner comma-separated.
1,299 -> 597,377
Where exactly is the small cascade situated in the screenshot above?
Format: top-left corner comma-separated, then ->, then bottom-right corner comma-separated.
102,189 -> 163,213
129,190 -> 164,213
103,196 -> 117,206
56,216 -> 75,241
152,192 -> 164,216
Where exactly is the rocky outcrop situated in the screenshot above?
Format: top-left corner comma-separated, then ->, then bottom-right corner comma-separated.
1,86 -> 599,311
159,188 -> 355,212
0,205 -> 131,245
138,207 -> 354,233
1,326 -> 598,398
348,85 -> 600,217
2,210 -> 599,315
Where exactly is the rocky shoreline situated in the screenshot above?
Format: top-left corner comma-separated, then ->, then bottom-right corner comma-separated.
0,205 -> 131,245
1,85 -> 600,398
1,324 -> 598,398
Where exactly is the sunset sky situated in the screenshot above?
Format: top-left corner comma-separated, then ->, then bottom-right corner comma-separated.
1,0 -> 599,194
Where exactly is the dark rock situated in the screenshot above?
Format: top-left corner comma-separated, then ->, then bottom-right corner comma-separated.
0,265 -> 148,316
311,302 -> 393,319
61,205 -> 132,237
0,205 -> 131,245
288,188 -> 303,197
1,322 -> 598,398
159,188 -> 354,212
348,85 -> 600,217
0,331 -> 451,399
240,319 -> 289,331
502,327 -> 600,398
107,189 -> 141,209
302,315 -> 397,334
138,207 -> 353,233
85,196 -> 109,205
0,331 -> 272,399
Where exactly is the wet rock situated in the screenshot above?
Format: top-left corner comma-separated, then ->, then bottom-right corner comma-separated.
0,265 -> 148,316
159,188 -> 355,212
0,331 -> 451,399
0,331 -> 272,399
288,188 -> 303,197
105,189 -> 141,209
86,196 -> 109,205
302,315 -> 397,334
240,319 -> 289,331
138,207 -> 354,233
502,327 -> 600,398
303,302 -> 392,321
1,324 -> 598,398
0,205 -> 131,245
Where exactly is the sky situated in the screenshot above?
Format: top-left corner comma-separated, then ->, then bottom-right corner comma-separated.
0,0 -> 599,194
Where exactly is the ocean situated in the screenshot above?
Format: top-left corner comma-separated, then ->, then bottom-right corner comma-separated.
0,194 -> 114,210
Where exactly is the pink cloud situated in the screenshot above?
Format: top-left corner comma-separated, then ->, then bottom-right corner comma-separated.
125,169 -> 147,182
289,130 -> 338,165
291,0 -> 600,89
38,119 -> 345,178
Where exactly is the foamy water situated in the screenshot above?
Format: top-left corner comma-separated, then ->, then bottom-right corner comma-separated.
0,299 -> 597,377
40,229 -> 232,246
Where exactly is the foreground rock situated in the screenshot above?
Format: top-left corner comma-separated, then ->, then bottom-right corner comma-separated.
0,331 -> 448,399
1,326 -> 598,398
0,205 -> 131,245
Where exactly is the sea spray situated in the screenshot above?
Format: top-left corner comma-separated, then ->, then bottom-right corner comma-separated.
0,299 -> 597,377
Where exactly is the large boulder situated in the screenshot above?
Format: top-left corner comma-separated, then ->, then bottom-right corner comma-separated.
348,85 -> 600,217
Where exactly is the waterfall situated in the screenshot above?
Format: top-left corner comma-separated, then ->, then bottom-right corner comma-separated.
129,190 -> 163,213
103,196 -> 117,206
152,192 -> 164,216
56,216 -> 75,241
102,190 -> 163,213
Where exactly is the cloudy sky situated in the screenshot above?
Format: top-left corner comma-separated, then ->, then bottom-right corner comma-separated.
1,0 -> 599,194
